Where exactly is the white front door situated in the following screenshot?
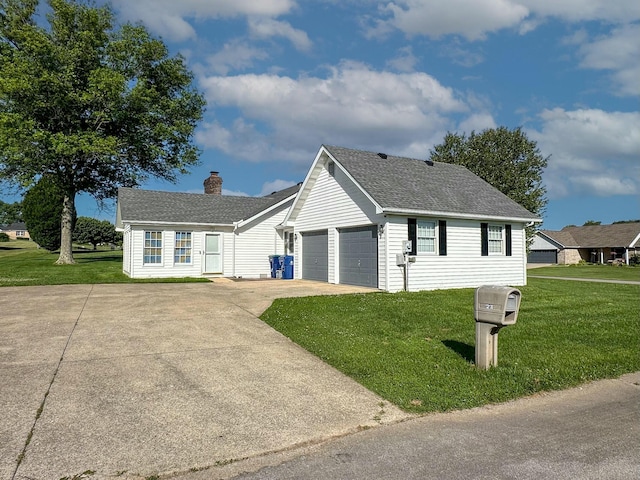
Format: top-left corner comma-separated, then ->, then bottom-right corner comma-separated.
203,234 -> 222,273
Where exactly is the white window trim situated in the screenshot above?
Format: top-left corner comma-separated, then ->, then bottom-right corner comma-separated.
416,219 -> 437,255
174,231 -> 193,265
488,224 -> 504,256
143,230 -> 164,266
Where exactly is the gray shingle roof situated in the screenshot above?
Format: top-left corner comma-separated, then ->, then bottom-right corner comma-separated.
324,145 -> 539,220
118,184 -> 300,225
542,223 -> 640,248
0,222 -> 27,231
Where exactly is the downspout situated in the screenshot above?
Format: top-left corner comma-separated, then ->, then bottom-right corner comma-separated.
232,222 -> 238,277
384,220 -> 390,292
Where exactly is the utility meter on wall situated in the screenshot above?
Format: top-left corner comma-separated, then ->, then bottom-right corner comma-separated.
403,240 -> 412,254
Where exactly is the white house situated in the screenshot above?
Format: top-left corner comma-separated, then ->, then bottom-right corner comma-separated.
280,145 -> 541,292
116,145 -> 540,290
115,177 -> 300,279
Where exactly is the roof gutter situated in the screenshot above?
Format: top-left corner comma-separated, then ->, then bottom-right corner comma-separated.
382,208 -> 541,224
121,220 -> 234,228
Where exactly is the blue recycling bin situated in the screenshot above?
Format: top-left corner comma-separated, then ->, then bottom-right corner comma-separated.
269,255 -> 281,278
282,255 -> 294,280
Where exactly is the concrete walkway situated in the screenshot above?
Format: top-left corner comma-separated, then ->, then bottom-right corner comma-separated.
0,281 -> 409,480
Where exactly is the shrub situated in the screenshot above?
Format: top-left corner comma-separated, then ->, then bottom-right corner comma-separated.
0,232 -> 9,242
23,176 -> 75,251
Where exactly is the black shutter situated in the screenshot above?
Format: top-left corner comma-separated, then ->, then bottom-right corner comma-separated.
438,220 -> 447,256
505,224 -> 512,256
481,223 -> 488,256
408,218 -> 417,255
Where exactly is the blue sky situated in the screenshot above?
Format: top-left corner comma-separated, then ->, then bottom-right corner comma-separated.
3,0 -> 639,230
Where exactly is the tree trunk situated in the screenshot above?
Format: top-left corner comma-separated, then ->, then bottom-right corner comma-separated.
56,193 -> 75,265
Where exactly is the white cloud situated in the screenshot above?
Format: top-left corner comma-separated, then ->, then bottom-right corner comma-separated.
370,0 -> 640,41
222,188 -> 250,197
519,0 -> 640,24
198,62 -> 467,163
576,23 -> 640,97
248,18 -> 312,52
260,179 -> 299,196
204,40 -> 269,75
111,0 -> 296,41
440,44 -> 485,67
528,108 -> 640,198
457,112 -> 497,134
386,46 -> 418,72
380,0 -> 529,41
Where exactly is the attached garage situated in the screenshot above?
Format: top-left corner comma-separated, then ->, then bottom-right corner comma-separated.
301,230 -> 328,281
527,249 -> 557,264
339,226 -> 378,288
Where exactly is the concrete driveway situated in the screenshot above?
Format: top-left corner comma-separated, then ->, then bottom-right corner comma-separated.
0,280 -> 409,480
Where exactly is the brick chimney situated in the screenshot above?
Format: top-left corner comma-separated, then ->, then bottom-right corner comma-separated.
204,171 -> 223,195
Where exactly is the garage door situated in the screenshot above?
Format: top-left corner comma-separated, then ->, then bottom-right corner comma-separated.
528,249 -> 557,263
339,226 -> 378,288
302,230 -> 328,281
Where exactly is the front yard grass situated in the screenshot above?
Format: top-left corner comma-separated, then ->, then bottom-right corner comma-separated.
529,263 -> 639,281
0,240 -> 207,286
261,278 -> 639,413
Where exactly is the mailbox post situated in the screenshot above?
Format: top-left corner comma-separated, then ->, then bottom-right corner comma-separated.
474,286 -> 521,370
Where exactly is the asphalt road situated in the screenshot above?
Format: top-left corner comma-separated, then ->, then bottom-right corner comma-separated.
221,373 -> 640,480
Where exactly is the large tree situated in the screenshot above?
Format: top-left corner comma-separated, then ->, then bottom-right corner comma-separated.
428,127 -> 548,242
73,216 -> 118,249
0,0 -> 205,264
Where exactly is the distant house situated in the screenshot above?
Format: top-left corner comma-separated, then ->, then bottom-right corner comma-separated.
0,222 -> 30,240
116,145 -> 541,291
116,174 -> 300,279
529,223 -> 640,265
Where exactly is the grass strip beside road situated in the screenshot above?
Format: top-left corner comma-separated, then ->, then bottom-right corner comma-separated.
529,264 -> 640,281
261,278 -> 639,413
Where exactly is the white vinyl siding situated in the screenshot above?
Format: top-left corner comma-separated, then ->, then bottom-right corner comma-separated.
234,203 -> 289,278
385,217 -> 527,293
122,224 -> 131,275
294,165 -> 383,282
127,226 -> 232,278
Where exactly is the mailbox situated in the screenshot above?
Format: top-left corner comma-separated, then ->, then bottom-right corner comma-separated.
474,285 -> 522,370
474,285 -> 521,326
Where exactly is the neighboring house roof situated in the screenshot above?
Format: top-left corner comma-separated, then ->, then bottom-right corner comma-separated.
540,223 -> 640,249
288,145 -> 539,222
537,230 -> 579,248
0,222 -> 27,231
117,184 -> 301,226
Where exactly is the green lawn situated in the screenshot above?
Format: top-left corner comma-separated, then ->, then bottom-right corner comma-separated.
261,278 -> 639,413
0,240 -> 207,286
529,264 -> 640,281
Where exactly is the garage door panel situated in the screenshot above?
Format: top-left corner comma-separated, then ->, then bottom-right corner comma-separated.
339,226 -> 378,288
302,230 -> 328,282
528,250 -> 557,263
